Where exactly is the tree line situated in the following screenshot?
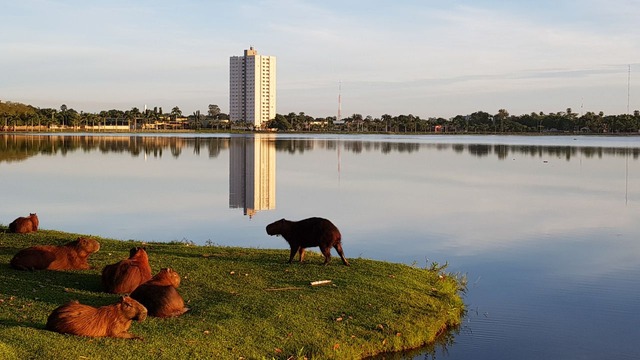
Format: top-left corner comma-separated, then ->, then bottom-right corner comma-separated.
267,108 -> 640,133
0,102 -> 229,130
2,100 -> 639,133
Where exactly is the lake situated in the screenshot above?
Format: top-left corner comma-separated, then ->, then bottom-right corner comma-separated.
1,133 -> 639,359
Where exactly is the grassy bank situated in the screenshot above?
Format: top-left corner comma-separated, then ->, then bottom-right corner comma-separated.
0,229 -> 465,359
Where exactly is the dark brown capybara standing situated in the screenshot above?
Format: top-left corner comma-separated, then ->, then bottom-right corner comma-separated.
45,296 -> 147,339
130,268 -> 189,318
8,213 -> 39,233
266,217 -> 350,266
101,247 -> 153,294
9,237 -> 100,271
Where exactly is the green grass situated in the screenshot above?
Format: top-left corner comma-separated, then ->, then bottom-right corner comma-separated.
0,228 -> 465,359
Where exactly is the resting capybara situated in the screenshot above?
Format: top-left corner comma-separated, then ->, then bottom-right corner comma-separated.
266,217 -> 350,266
45,296 -> 147,339
9,237 -> 100,271
8,213 -> 39,233
102,247 -> 152,294
130,268 -> 189,318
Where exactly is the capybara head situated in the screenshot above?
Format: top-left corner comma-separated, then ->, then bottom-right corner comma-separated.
73,237 -> 101,254
118,296 -> 147,322
129,247 -> 148,260
29,213 -> 39,229
152,268 -> 181,288
266,218 -> 287,236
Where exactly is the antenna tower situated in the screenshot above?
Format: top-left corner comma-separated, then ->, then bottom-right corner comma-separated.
337,81 -> 342,123
627,64 -> 631,115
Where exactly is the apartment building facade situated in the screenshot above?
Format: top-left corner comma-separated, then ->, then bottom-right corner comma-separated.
229,47 -> 277,127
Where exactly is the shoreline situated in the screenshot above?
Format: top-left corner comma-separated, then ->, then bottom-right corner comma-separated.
0,229 -> 466,359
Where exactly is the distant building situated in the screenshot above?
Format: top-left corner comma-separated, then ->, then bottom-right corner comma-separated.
229,47 -> 277,128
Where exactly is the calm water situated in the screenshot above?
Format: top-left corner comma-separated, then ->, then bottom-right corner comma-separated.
1,133 -> 639,359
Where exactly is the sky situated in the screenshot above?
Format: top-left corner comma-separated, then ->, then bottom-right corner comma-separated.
1,0 -> 639,119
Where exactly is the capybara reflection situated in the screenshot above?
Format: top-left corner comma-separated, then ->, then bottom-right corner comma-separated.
9,237 -> 100,271
45,296 -> 147,339
130,268 -> 189,318
266,217 -> 350,266
8,213 -> 39,234
102,247 -> 152,294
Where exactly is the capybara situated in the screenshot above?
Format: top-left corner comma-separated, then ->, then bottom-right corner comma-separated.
9,237 -> 100,271
266,217 -> 350,266
8,213 -> 39,233
102,247 -> 152,294
130,268 -> 189,318
45,296 -> 147,339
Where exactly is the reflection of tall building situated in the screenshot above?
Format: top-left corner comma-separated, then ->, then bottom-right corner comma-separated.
229,135 -> 276,218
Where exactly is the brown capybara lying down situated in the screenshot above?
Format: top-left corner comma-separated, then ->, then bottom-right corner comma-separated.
102,247 -> 152,294
130,268 -> 189,318
266,217 -> 350,266
9,237 -> 100,271
8,213 -> 39,233
46,296 -> 147,339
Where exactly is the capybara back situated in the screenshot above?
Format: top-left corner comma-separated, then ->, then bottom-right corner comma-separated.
130,268 -> 188,318
8,213 -> 39,234
101,247 -> 152,294
46,296 -> 147,339
266,217 -> 350,266
10,237 -> 100,271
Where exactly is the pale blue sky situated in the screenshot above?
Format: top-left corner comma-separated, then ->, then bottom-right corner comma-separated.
1,0 -> 639,118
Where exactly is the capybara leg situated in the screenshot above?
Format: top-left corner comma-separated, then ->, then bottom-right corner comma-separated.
334,243 -> 350,266
298,248 -> 306,263
288,247 -> 299,264
320,246 -> 332,265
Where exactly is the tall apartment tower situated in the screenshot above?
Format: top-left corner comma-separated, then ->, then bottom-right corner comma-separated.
229,47 -> 277,127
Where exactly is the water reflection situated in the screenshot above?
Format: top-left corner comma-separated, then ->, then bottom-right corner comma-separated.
2,134 -> 638,163
229,135 -> 276,218
0,134 -> 230,162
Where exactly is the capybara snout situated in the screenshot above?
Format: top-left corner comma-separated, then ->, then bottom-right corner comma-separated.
266,217 -> 350,266
265,219 -> 285,236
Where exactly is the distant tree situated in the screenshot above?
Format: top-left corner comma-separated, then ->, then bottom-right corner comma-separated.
381,114 -> 392,131
268,114 -> 291,131
171,106 -> 182,119
129,107 -> 141,130
60,104 -> 68,127
208,104 -> 221,118
495,109 -> 509,132
192,110 -> 202,129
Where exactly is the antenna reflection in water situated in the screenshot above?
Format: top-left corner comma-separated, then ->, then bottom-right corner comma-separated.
229,134 -> 276,218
